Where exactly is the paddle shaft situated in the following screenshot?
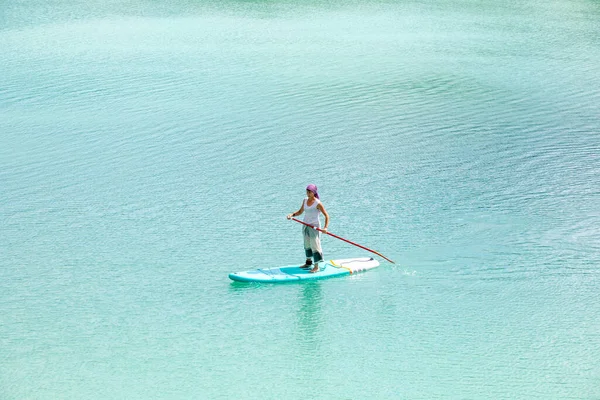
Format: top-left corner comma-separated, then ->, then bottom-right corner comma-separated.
291,217 -> 395,264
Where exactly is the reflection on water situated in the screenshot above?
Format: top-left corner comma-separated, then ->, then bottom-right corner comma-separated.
296,282 -> 323,349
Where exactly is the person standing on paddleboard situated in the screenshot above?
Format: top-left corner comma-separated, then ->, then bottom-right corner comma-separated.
287,184 -> 330,273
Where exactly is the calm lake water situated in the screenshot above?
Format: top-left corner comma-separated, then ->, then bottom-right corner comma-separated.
1,0 -> 599,398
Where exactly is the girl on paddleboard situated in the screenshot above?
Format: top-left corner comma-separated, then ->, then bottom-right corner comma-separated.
287,184 -> 330,273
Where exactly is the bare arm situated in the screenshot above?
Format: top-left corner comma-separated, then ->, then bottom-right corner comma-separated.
317,203 -> 329,231
287,201 -> 305,220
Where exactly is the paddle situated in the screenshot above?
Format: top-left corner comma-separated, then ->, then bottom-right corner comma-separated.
291,217 -> 395,264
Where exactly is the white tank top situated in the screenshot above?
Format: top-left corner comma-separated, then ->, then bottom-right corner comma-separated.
303,198 -> 321,228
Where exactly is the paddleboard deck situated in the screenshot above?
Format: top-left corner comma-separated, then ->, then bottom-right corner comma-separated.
229,257 -> 379,283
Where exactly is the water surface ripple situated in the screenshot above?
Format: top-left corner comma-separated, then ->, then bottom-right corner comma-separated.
1,1 -> 599,399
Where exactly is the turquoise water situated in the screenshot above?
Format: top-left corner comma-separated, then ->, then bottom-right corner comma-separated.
2,0 -> 599,398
